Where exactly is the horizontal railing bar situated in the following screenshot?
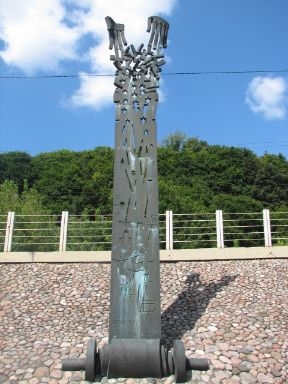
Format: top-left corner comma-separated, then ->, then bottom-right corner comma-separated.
67,228 -> 112,232
173,220 -> 215,223
224,239 -> 264,242
67,235 -> 112,239
14,228 -> 60,232
172,213 -> 215,216
69,220 -> 113,224
13,235 -> 60,238
224,240 -> 264,243
173,226 -> 216,230
14,214 -> 57,217
173,229 -> 216,233
224,231 -> 264,235
13,243 -> 59,245
12,232 -> 60,236
173,239 -> 216,243
224,225 -> 264,229
14,223 -> 60,226
69,213 -> 113,216
68,227 -> 112,230
69,216 -> 113,220
68,222 -> 112,225
223,222 -> 262,225
173,222 -> 216,225
174,233 -> 217,237
223,218 -> 262,222
67,242 -> 111,245
13,231 -> 60,235
223,212 -> 262,216
172,227 -> 217,230
174,218 -> 215,222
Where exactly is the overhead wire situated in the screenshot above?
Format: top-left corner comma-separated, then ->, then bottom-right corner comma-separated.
1,68 -> 287,156
0,68 -> 288,79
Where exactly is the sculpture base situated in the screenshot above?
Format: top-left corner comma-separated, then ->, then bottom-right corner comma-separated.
62,338 -> 209,382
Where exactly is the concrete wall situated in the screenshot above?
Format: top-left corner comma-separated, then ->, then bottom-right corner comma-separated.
0,246 -> 287,263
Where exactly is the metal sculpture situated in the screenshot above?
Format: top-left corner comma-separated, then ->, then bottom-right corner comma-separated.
62,16 -> 209,382
107,14 -> 166,343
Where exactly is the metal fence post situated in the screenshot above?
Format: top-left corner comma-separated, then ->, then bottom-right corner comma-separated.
165,211 -> 170,250
59,211 -> 69,251
216,210 -> 224,248
169,210 -> 174,250
165,210 -> 173,250
263,209 -> 272,247
4,211 -> 15,252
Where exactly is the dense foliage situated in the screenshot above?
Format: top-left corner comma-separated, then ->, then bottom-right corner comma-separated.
1,134 -> 287,251
1,135 -> 288,216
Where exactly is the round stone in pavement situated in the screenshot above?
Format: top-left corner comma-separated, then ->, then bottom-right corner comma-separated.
239,372 -> 257,383
34,367 -> 49,378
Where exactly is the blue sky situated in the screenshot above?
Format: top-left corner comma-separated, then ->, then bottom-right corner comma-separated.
0,0 -> 287,157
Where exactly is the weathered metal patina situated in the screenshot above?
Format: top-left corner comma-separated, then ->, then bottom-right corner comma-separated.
107,14 -> 166,342
62,16 -> 209,382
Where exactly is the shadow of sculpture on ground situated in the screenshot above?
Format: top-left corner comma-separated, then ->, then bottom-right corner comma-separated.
161,273 -> 237,349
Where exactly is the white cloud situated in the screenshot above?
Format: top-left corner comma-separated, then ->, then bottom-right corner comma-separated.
245,76 -> 288,120
67,0 -> 176,109
0,0 -> 176,108
70,74 -> 114,110
0,0 -> 80,73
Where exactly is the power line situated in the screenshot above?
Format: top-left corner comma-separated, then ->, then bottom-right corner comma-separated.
164,69 -> 288,76
0,73 -> 113,79
1,68 -> 288,79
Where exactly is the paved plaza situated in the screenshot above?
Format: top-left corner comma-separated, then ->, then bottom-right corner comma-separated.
0,259 -> 287,383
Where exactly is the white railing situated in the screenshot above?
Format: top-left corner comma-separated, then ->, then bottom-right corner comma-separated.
1,210 -> 287,252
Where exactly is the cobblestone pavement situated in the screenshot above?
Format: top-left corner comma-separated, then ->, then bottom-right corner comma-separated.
0,259 -> 287,384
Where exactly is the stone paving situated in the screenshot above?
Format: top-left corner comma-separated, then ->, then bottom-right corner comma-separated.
0,259 -> 287,384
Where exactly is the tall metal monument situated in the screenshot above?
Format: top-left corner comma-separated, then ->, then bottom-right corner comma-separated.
62,16 -> 209,382
107,14 -> 166,342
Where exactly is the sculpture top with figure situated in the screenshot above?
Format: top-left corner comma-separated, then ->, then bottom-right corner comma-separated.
105,15 -> 168,118
105,15 -> 168,71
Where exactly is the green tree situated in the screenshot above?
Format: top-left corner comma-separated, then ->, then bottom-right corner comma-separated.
254,153 -> 288,207
32,148 -> 113,214
0,180 -> 20,213
161,131 -> 188,151
0,152 -> 34,192
0,180 -> 58,252
183,137 -> 209,152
